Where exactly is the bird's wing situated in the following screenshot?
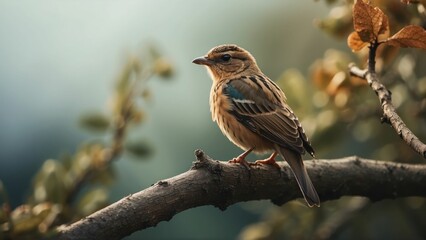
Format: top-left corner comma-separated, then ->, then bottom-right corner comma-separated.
223,76 -> 314,156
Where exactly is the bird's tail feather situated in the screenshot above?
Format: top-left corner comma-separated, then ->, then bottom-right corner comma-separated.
277,147 -> 320,207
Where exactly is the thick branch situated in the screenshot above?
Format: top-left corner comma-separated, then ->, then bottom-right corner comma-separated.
56,150 -> 426,240
349,64 -> 426,158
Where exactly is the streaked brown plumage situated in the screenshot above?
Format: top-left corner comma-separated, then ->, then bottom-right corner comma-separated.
193,44 -> 320,207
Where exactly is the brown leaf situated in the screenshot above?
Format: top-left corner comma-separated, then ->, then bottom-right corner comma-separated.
386,25 -> 426,49
352,0 -> 385,42
348,31 -> 369,51
377,14 -> 390,41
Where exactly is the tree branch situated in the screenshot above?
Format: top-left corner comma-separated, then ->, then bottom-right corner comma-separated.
56,150 -> 426,240
349,63 -> 426,159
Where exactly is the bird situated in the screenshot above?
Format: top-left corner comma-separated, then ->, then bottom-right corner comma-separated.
192,44 -> 320,207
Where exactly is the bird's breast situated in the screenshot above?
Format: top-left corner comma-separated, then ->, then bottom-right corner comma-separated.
209,83 -> 273,153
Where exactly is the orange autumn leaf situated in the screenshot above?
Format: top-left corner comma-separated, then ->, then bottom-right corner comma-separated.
348,31 -> 369,51
385,25 -> 426,49
352,0 -> 385,42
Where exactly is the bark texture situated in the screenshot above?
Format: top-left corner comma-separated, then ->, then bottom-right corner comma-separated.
56,150 -> 426,240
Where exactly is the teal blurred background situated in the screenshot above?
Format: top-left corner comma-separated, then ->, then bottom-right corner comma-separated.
0,1 -> 362,239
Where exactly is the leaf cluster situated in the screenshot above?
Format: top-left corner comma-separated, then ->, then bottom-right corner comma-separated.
348,0 -> 426,51
0,46 -> 173,239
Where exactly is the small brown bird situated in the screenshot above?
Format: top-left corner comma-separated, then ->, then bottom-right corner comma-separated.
192,44 -> 320,207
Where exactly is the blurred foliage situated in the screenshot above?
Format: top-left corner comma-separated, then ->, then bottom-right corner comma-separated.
124,140 -> 154,159
241,1 -> 426,239
240,197 -> 426,240
0,1 -> 425,239
79,112 -> 111,132
0,46 -> 173,239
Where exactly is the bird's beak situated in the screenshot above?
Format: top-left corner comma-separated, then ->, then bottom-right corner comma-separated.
192,56 -> 213,66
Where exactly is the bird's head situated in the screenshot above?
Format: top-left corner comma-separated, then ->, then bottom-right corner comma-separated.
192,44 -> 260,81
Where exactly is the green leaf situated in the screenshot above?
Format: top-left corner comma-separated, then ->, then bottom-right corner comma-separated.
153,58 -> 174,79
89,165 -> 116,186
76,188 -> 109,216
79,112 -> 111,132
11,205 -> 40,234
124,140 -> 153,159
32,160 -> 67,204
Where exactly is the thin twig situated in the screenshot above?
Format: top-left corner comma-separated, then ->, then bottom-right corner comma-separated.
349,41 -> 426,159
64,101 -> 132,205
65,66 -> 151,205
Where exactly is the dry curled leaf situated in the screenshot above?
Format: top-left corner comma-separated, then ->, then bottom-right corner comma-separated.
385,25 -> 426,49
352,0 -> 385,42
348,1 -> 390,51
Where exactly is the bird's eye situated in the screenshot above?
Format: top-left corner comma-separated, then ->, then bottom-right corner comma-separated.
221,54 -> 231,62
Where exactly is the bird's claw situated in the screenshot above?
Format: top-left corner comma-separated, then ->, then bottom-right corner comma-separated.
228,147 -> 255,170
250,158 -> 281,171
228,157 -> 251,170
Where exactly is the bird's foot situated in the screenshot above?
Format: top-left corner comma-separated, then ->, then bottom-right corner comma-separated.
250,152 -> 281,170
228,147 -> 254,170
228,157 -> 251,170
